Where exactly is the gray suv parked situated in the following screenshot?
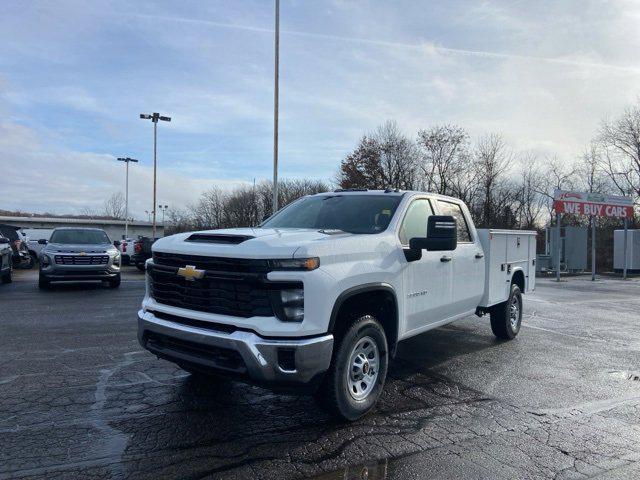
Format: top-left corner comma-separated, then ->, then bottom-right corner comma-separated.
38,228 -> 121,289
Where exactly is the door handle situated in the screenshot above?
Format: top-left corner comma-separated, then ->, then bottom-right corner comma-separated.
440,255 -> 452,262
475,252 -> 484,259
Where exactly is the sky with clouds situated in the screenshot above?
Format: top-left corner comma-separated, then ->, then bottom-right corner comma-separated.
1,0 -> 640,218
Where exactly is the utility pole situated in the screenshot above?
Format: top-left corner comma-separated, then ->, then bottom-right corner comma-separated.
140,112 -> 171,238
272,0 -> 280,215
117,157 -> 138,239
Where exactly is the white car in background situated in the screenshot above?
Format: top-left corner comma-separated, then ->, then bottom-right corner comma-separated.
115,238 -> 135,265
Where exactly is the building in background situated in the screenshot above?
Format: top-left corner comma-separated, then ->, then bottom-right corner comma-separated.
0,216 -> 164,241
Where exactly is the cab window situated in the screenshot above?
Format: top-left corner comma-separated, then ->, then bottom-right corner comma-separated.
436,200 -> 472,242
399,199 -> 434,245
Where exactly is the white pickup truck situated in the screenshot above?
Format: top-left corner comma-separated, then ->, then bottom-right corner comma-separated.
138,190 -> 535,420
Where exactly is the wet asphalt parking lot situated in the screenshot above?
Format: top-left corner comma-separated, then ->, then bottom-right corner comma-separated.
1,268 -> 640,480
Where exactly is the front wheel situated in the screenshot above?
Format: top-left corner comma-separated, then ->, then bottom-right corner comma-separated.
38,273 -> 50,289
107,274 -> 121,288
490,284 -> 523,340
319,314 -> 388,421
1,267 -> 11,284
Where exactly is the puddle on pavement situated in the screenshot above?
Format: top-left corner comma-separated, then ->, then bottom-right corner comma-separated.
609,370 -> 640,382
310,459 -> 388,480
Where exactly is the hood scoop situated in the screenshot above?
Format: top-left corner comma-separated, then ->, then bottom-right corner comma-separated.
185,233 -> 255,245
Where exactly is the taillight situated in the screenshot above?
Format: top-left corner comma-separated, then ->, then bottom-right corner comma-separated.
135,243 -> 142,253
122,242 -> 127,253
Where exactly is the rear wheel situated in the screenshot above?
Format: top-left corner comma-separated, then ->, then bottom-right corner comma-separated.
319,314 -> 388,421
490,283 -> 522,340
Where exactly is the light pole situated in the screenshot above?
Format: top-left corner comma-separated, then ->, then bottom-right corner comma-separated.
272,0 -> 280,215
140,112 -> 171,238
117,157 -> 138,239
158,204 -> 169,229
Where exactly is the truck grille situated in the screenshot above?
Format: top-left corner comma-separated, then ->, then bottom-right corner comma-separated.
150,253 -> 302,318
149,267 -> 273,317
55,255 -> 109,265
153,252 -> 270,273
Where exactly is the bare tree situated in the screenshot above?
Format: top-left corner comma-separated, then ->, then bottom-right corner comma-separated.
577,143 -> 611,194
416,125 -> 471,195
375,121 -> 418,190
598,104 -> 640,202
534,155 -> 577,218
473,134 -> 516,227
339,121 -> 417,190
513,152 -> 545,229
102,192 -> 126,219
166,207 -> 194,234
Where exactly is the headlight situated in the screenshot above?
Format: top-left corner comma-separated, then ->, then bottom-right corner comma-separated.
269,257 -> 319,271
273,287 -> 304,322
41,254 -> 51,266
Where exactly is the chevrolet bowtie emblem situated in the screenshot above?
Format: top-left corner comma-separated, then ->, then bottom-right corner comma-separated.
79,252 -> 87,256
177,265 -> 205,281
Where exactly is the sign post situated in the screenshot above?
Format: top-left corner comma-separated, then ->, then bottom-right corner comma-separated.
591,216 -> 596,282
553,190 -> 633,280
623,218 -> 629,280
556,212 -> 561,282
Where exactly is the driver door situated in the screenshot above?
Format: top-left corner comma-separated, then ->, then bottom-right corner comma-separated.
400,198 -> 454,334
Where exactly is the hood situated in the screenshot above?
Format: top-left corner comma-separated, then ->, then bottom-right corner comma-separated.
152,227 -> 356,259
45,243 -> 115,254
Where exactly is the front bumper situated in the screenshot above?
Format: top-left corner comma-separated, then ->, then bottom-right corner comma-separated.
41,270 -> 119,281
138,309 -> 334,390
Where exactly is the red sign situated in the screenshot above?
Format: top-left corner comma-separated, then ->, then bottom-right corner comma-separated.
553,190 -> 634,218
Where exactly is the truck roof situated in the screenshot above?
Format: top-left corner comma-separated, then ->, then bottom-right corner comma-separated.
312,189 -> 463,203
52,227 -> 107,231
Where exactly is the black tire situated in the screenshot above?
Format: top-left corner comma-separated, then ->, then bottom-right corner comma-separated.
319,314 -> 389,421
108,274 -> 121,288
135,262 -> 146,272
1,268 -> 11,284
490,283 -> 523,340
38,273 -> 50,289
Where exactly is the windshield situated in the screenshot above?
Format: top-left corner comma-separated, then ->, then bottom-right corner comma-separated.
49,229 -> 111,245
261,194 -> 402,234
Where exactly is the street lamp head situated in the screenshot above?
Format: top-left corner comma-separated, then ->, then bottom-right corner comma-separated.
140,114 -> 152,119
159,116 -> 171,122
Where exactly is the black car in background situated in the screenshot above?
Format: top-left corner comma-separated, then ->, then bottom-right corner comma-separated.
0,224 -> 33,269
0,234 -> 12,283
131,236 -> 156,271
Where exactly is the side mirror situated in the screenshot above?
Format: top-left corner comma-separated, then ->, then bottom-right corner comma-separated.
408,215 -> 457,258
38,239 -> 48,245
0,237 -> 9,244
113,240 -> 121,247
